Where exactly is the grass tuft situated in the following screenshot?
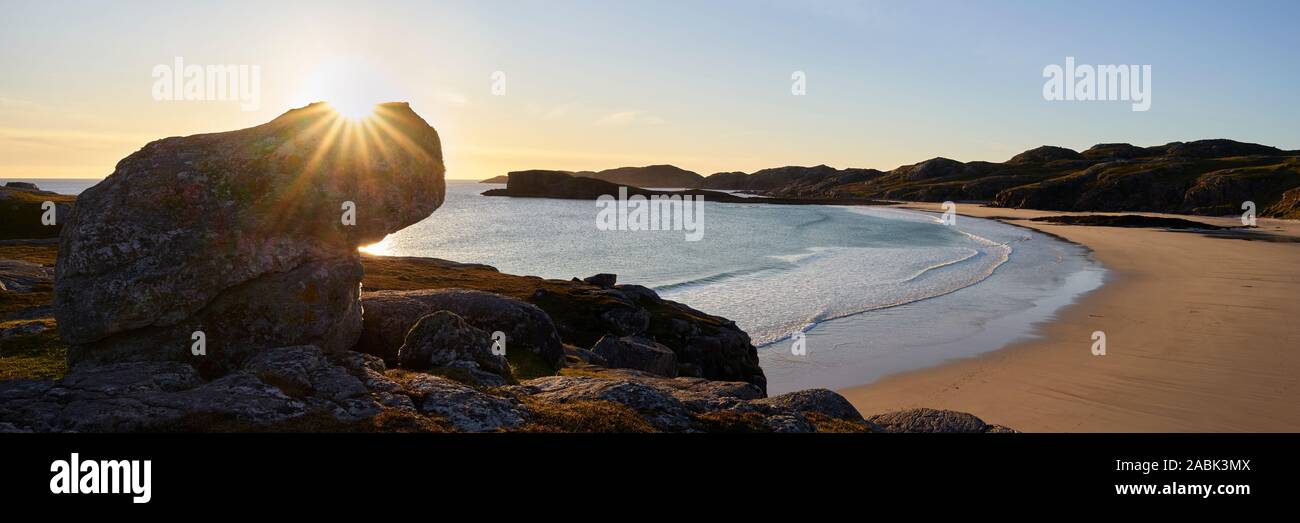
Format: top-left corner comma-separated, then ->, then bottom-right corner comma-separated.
0,320 -> 67,381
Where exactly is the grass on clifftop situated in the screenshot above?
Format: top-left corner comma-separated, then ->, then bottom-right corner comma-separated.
0,320 -> 67,381
0,243 -> 59,266
0,244 -> 65,380
516,398 -> 657,433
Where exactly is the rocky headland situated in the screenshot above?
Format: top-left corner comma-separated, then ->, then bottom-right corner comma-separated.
482,169 -> 886,206
0,183 -> 75,240
0,103 -> 999,433
496,139 -> 1300,218
482,164 -> 704,188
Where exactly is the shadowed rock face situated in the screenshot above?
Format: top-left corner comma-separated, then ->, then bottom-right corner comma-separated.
591,335 -> 678,377
397,310 -> 510,379
54,102 -> 445,369
358,288 -> 566,370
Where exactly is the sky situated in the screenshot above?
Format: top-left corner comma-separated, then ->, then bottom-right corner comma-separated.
1,0 -> 1298,180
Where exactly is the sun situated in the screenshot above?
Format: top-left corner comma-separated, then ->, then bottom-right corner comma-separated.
329,99 -> 377,121
297,57 -> 400,122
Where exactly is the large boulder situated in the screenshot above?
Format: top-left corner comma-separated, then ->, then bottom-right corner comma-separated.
590,335 -> 678,377
54,102 -> 445,369
397,311 -> 510,380
359,289 -> 565,370
66,257 -> 366,370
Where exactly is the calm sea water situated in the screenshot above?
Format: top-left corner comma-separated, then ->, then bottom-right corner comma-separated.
10,178 -> 1103,393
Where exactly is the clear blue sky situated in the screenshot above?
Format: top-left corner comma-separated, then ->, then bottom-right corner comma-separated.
1,0 -> 1297,179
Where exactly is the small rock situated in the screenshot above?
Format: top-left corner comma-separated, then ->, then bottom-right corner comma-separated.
0,322 -> 46,339
564,345 -> 607,366
612,284 -> 662,305
591,335 -> 678,377
582,273 -> 617,288
764,414 -> 815,433
397,311 -> 510,380
0,259 -> 52,293
375,391 -> 416,412
431,360 -> 511,387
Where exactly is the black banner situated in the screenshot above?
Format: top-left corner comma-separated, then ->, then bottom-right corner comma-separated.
1,433 -> 1294,511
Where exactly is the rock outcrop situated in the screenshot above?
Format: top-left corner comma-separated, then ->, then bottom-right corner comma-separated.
359,256 -> 768,391
0,350 -> 885,433
397,311 -> 511,382
0,184 -> 74,240
0,345 -> 388,432
482,170 -> 884,206
358,288 -> 565,372
591,335 -> 678,377
485,165 -> 704,189
868,408 -> 1016,433
583,164 -> 704,188
53,102 -> 445,371
0,260 -> 51,293
700,165 -> 841,191
1265,186 -> 1300,219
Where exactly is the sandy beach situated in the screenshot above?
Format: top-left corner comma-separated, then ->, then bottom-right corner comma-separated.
842,204 -> 1300,432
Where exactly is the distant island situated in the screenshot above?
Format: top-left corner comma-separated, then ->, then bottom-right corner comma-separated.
489,139 -> 1300,218
481,164 -> 704,188
481,170 -> 885,206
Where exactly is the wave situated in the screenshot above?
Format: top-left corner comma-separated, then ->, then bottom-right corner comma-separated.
736,224 -> 1015,347
653,247 -> 832,292
653,264 -> 786,293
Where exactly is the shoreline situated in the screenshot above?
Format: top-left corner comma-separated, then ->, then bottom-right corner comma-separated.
840,204 -> 1300,432
757,206 -> 1103,395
